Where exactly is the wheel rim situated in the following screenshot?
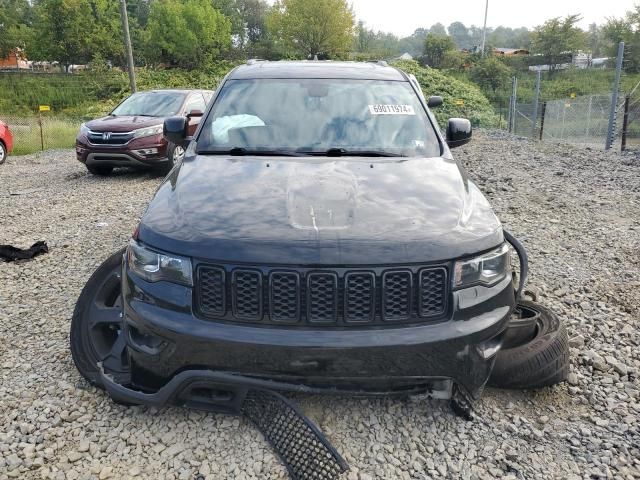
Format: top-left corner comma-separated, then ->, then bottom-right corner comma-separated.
0,143 -> 5,163
86,266 -> 126,367
173,145 -> 185,163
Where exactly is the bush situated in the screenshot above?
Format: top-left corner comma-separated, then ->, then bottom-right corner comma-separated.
393,60 -> 499,127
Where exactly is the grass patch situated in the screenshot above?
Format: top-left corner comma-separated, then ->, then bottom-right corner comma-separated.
8,117 -> 80,155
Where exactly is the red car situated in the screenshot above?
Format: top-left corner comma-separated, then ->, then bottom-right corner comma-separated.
76,89 -> 213,175
0,120 -> 13,164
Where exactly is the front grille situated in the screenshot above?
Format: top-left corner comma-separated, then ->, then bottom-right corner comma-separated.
87,130 -> 134,145
196,264 -> 448,327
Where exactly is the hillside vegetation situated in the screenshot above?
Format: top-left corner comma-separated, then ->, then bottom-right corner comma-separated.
393,60 -> 498,127
0,60 -> 498,129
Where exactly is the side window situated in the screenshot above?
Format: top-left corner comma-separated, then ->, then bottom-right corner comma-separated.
185,94 -> 206,114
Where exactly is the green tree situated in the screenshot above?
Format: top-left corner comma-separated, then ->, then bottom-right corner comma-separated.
531,14 -> 586,74
469,57 -> 512,99
448,22 -> 470,49
31,0 -> 95,70
397,28 -> 428,57
267,0 -> 354,58
428,23 -> 447,36
145,0 -> 231,68
603,6 -> 640,72
87,0 -> 124,63
212,0 -> 270,51
423,33 -> 455,68
0,0 -> 33,57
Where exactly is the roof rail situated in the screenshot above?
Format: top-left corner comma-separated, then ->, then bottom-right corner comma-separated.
246,59 -> 267,65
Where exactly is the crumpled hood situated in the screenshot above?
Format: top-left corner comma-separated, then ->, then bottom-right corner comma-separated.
139,155 -> 503,264
85,115 -> 163,133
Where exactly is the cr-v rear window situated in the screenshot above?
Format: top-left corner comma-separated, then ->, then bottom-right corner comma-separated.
197,79 -> 441,158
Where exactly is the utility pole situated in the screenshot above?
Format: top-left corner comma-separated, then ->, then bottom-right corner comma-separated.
119,0 -> 137,93
480,0 -> 489,57
605,42 -> 624,150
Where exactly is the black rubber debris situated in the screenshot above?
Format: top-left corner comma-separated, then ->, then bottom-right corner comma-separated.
242,390 -> 348,480
0,241 -> 48,262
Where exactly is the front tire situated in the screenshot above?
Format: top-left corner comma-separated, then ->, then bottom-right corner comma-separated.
0,140 -> 6,165
157,142 -> 185,175
70,248 -> 127,388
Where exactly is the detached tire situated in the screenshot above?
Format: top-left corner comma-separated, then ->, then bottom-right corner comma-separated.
70,248 -> 126,388
489,301 -> 569,389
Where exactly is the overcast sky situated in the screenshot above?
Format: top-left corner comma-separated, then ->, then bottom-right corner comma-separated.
348,0 -> 637,37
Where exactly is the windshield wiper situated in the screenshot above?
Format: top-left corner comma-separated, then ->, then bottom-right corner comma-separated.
198,147 -> 308,157
301,148 -> 406,157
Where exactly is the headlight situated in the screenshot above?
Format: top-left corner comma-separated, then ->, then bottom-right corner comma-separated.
453,243 -> 510,289
126,239 -> 193,286
133,125 -> 163,138
79,123 -> 89,135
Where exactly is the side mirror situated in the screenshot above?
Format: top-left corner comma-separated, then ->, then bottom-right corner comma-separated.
186,109 -> 203,118
446,118 -> 472,148
163,116 -> 189,146
427,96 -> 443,108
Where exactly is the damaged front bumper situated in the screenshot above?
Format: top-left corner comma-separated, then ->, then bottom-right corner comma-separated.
101,270 -> 515,415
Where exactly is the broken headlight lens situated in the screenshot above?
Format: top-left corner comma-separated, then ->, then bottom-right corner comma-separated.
454,243 -> 510,289
127,239 -> 193,286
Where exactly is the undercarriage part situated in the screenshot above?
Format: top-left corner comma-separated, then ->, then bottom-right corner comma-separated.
0,241 -> 48,262
242,390 -> 349,480
503,229 -> 528,301
450,384 -> 474,421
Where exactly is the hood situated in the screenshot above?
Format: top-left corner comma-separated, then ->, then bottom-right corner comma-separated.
85,115 -> 163,133
139,155 -> 503,265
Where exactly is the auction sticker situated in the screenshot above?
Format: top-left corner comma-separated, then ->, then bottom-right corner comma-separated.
369,104 -> 416,115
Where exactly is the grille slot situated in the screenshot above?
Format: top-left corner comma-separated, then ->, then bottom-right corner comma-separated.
307,273 -> 338,323
418,268 -> 447,317
382,270 -> 413,321
344,272 -> 375,323
270,272 -> 300,323
232,270 -> 262,321
197,267 -> 226,316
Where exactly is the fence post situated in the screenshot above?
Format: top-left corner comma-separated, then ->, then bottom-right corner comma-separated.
606,42 -> 624,150
508,76 -> 517,133
531,69 -> 541,139
38,112 -> 44,151
621,95 -> 630,152
586,95 -> 592,138
539,102 -> 547,141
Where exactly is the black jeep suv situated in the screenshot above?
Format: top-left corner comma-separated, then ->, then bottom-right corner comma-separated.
73,61 -> 515,411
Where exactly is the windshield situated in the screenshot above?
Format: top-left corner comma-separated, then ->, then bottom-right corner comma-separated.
197,79 -> 441,157
111,92 -> 186,117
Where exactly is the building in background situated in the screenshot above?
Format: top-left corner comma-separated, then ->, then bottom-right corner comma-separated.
0,48 -> 29,70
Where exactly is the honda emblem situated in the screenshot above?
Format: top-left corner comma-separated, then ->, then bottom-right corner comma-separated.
102,132 -> 111,141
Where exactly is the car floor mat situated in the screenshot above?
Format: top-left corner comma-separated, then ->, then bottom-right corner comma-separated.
0,241 -> 48,262
242,389 -> 348,480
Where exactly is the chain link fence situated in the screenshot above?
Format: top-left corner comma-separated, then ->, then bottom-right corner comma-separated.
0,115 -> 81,156
540,95 -> 622,148
508,94 -> 628,150
621,96 -> 640,151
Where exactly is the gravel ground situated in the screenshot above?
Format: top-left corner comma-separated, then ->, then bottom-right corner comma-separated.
1,132 -> 639,480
